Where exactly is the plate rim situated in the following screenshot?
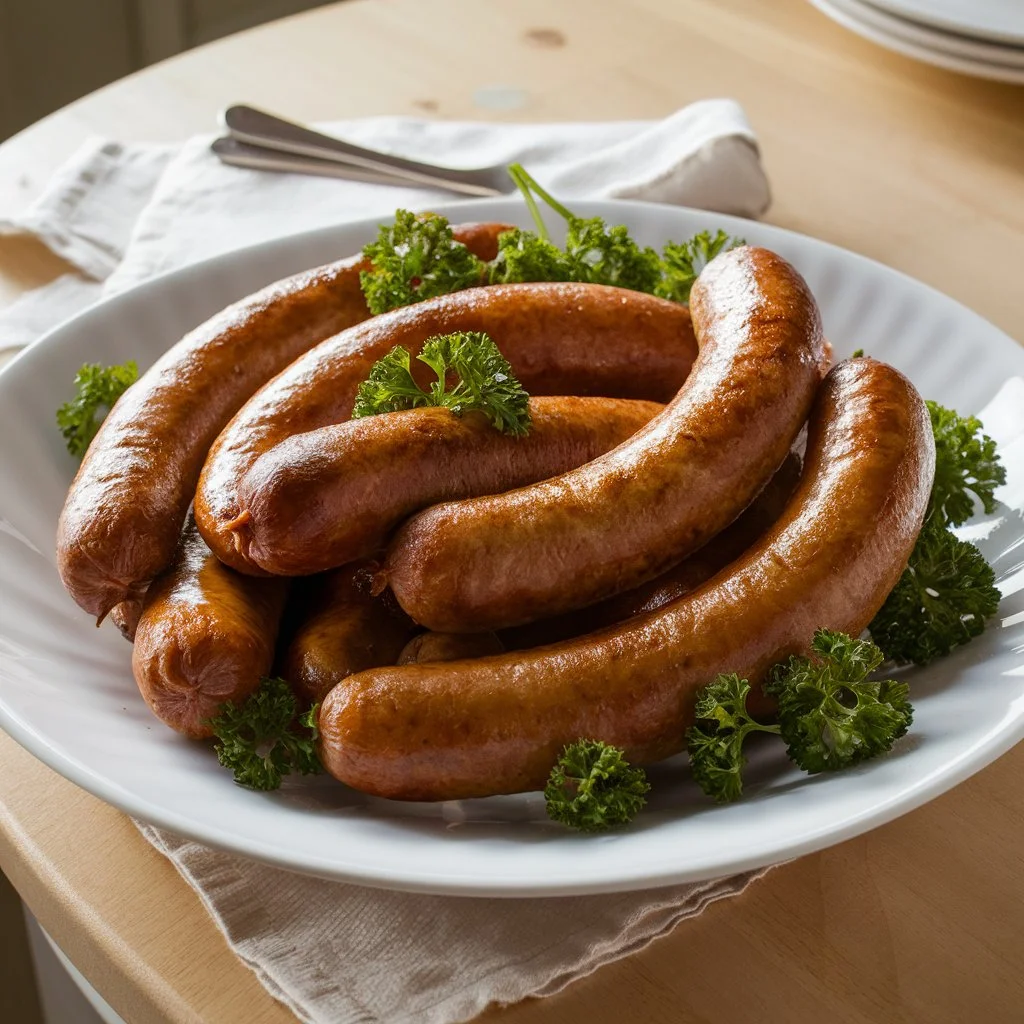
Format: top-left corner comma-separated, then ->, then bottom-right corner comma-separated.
859,0 -> 1024,47
1,195 -> 1022,896
837,0 -> 1024,64
808,0 -> 1024,82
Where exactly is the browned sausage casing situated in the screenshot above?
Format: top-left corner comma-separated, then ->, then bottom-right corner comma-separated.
281,564 -> 416,706
317,358 -> 935,800
109,600 -> 142,643
384,247 -> 828,633
195,283 -> 698,573
233,397 -> 663,576
132,519 -> 289,738
501,449 -> 803,649
56,223 -> 508,623
398,631 -> 504,665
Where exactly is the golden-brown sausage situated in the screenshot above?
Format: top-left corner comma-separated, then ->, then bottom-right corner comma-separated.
501,449 -> 803,648
232,397 -> 663,576
56,223 -> 508,623
384,247 -> 827,632
195,283 -> 698,573
132,519 -> 289,738
317,357 -> 935,800
280,564 -> 416,706
397,631 -> 504,665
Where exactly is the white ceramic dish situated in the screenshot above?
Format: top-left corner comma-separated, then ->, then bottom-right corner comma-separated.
0,199 -> 1022,897
810,0 -> 1024,82
850,0 -> 1024,64
864,0 -> 1024,46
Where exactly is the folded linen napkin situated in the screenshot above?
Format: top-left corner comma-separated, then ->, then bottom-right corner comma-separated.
0,101 -> 772,1023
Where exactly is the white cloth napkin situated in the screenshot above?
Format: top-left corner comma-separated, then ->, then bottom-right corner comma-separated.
0,102 -> 773,1024
0,99 -> 768,355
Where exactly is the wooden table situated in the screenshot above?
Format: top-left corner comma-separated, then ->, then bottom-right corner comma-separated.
1,2 -> 1021,1021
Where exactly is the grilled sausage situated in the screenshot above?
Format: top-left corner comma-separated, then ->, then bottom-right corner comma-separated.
281,564 -> 416,706
109,600 -> 142,643
232,397 -> 663,576
317,357 -> 935,800
501,449 -> 803,649
56,222 -> 509,623
384,247 -> 828,632
398,631 -> 504,665
195,283 -> 698,573
132,519 -> 289,738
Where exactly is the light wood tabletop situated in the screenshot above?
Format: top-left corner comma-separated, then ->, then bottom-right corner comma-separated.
1,1 -> 1022,1022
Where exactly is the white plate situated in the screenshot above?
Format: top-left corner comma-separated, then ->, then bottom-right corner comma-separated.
1,199 -> 1022,897
864,0 -> 1024,46
853,0 -> 1024,64
810,0 -> 1024,82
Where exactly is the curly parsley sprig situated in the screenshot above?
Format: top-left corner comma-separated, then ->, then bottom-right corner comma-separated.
493,164 -> 743,295
766,630 -> 913,774
56,360 -> 138,458
927,400 -> 1006,528
685,674 -> 780,803
352,331 -> 531,436
687,632 -> 913,803
656,230 -> 745,304
869,519 -> 1000,665
207,677 -> 321,791
544,739 -> 650,832
494,164 -> 664,294
868,399 -> 1004,665
359,210 -> 486,315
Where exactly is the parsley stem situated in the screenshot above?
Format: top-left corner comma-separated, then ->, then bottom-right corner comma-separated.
509,163 -> 575,222
507,163 -> 551,241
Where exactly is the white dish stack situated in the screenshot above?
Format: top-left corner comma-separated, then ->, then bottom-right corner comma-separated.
809,0 -> 1024,82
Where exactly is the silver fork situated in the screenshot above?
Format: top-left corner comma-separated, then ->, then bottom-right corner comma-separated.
212,105 -> 513,196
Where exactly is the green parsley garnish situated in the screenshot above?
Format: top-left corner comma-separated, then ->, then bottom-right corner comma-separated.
927,400 -> 1006,528
359,209 -> 485,315
655,230 -> 745,304
868,399 -> 1003,665
352,331 -> 531,436
490,164 -> 741,298
207,677 -> 321,791
685,674 -> 780,803
56,360 -> 138,458
766,630 -> 913,774
687,632 -> 913,803
869,519 -> 1000,665
544,739 -> 650,832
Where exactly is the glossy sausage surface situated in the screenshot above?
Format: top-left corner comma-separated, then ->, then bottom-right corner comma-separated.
385,247 -> 827,632
233,397 -> 663,575
195,282 -> 698,573
397,631 -> 504,665
318,358 -> 935,800
280,564 -> 416,706
132,519 -> 289,738
501,449 -> 803,648
56,223 -> 507,622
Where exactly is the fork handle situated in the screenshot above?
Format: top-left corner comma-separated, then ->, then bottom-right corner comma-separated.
221,105 -> 506,197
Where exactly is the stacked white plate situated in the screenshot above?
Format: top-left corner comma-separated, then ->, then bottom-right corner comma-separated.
809,0 -> 1024,83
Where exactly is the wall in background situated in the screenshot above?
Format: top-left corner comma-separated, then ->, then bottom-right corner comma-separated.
0,0 -> 337,141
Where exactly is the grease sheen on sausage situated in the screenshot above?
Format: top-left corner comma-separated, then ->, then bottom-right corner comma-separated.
501,449 -> 803,649
132,519 -> 289,738
56,222 -> 508,623
281,564 -> 416,706
317,358 -> 935,801
398,631 -> 505,665
384,247 -> 828,632
195,283 -> 698,573
232,397 -> 663,576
